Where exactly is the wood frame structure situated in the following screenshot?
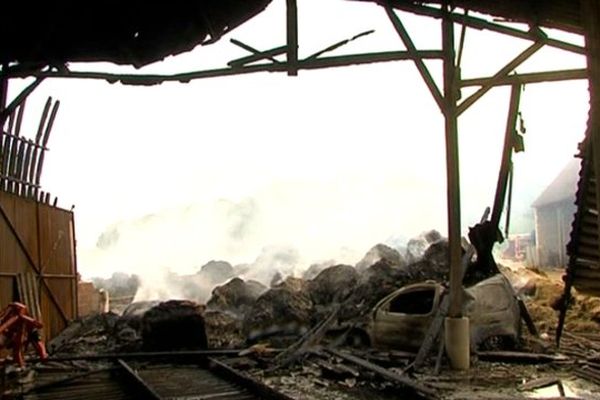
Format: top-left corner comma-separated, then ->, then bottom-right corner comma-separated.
0,0 -> 590,357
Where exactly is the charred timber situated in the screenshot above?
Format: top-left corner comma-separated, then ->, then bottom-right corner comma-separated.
3,51 -> 445,85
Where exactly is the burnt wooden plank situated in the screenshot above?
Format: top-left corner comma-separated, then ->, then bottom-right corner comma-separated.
325,348 -> 437,398
2,111 -> 16,191
28,98 -> 51,199
13,139 -> 25,195
20,140 -> 34,196
33,100 -> 58,200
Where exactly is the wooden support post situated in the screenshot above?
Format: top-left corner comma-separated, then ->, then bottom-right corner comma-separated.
286,0 -> 298,76
442,5 -> 462,320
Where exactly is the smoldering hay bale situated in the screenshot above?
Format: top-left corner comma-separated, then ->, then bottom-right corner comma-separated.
307,264 -> 358,305
355,243 -> 405,273
197,260 -> 235,285
243,277 -> 312,343
206,277 -> 267,316
405,229 -> 443,263
141,300 -> 208,351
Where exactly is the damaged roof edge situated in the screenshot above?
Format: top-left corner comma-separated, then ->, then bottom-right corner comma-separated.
348,0 -> 585,35
0,0 -> 272,70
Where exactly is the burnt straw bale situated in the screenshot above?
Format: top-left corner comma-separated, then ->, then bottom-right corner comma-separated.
141,300 -> 208,351
307,264 -> 359,305
355,243 -> 405,272
206,277 -> 267,316
243,277 -> 312,344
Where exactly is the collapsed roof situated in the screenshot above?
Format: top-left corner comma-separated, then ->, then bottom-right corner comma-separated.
0,1 -> 584,74
0,0 -> 272,69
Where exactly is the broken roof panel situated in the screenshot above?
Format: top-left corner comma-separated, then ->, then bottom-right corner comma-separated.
0,0 -> 272,69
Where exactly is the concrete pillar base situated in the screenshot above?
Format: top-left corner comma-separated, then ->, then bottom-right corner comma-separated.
445,316 -> 470,370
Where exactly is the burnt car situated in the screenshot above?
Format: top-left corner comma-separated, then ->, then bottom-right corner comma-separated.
349,274 -> 520,350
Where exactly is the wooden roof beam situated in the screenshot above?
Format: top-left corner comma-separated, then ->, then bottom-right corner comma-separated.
391,3 -> 585,56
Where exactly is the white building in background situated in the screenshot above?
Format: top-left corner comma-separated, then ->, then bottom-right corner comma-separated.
531,159 -> 581,267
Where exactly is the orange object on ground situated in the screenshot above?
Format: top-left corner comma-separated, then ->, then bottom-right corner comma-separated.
0,302 -> 48,367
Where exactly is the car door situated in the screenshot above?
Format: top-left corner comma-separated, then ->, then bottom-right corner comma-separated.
371,284 -> 440,349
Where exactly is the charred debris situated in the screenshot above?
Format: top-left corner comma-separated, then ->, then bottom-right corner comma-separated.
3,230 -> 600,400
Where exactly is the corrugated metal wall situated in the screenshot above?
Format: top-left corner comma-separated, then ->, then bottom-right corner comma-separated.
0,190 -> 77,340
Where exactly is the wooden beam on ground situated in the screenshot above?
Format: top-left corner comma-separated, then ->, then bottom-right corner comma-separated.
384,4 -> 444,112
24,367 -> 117,394
272,305 -> 340,370
37,349 -> 251,363
476,351 -> 569,364
117,359 -> 163,400
325,348 -> 437,398
208,358 -> 295,400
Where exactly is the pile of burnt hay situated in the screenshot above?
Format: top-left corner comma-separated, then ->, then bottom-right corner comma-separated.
518,268 -> 600,334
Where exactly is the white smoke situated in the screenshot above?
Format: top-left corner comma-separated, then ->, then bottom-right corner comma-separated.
78,176 -> 447,302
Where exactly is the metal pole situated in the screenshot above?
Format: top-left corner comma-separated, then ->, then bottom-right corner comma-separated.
442,5 -> 462,320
